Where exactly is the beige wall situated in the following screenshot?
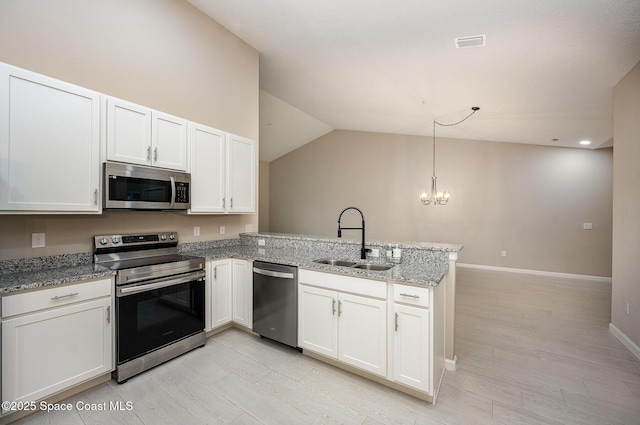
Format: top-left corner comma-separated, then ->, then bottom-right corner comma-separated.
259,161 -> 270,232
269,130 -> 613,277
0,0 -> 259,260
612,60 -> 640,348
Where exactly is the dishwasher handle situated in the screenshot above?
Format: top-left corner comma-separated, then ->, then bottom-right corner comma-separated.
253,267 -> 295,279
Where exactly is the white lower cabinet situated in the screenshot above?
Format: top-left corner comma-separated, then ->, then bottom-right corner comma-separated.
207,259 -> 252,330
298,269 -> 444,402
208,259 -> 233,329
298,270 -> 387,377
393,303 -> 431,392
1,278 -> 113,409
231,259 -> 252,328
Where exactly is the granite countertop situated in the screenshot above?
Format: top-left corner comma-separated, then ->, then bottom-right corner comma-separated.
180,245 -> 449,286
0,263 -> 115,295
182,233 -> 458,287
0,233 -> 460,295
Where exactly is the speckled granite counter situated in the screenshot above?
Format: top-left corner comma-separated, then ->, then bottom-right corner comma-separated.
0,233 -> 462,295
0,253 -> 115,295
181,233 -> 462,287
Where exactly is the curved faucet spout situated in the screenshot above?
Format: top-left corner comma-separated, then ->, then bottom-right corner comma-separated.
337,206 -> 370,260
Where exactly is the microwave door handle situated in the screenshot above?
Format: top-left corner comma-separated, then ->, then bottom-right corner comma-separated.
170,176 -> 176,209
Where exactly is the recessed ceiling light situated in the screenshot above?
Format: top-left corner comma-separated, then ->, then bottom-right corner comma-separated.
579,140 -> 591,145
455,35 -> 486,48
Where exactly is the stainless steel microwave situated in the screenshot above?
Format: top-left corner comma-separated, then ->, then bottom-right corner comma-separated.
104,162 -> 190,210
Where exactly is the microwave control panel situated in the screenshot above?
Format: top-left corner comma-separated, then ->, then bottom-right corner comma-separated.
175,182 -> 190,204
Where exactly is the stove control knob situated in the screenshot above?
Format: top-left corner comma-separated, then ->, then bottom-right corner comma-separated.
169,234 -> 175,240
160,234 -> 167,241
99,238 -> 109,245
112,236 -> 121,244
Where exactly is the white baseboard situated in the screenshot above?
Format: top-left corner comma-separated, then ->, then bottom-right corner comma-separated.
609,323 -> 640,361
457,263 -> 612,283
445,355 -> 457,371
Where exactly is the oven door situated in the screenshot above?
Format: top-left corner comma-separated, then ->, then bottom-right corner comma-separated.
116,271 -> 205,364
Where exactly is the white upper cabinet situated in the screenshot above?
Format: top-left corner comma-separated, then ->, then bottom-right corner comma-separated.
0,62 -> 101,213
152,110 -> 188,171
107,97 -> 187,171
227,134 -> 256,213
189,125 -> 256,214
189,123 -> 226,213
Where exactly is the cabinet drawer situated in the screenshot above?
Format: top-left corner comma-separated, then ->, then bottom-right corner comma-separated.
393,283 -> 430,308
2,278 -> 113,318
299,269 -> 386,299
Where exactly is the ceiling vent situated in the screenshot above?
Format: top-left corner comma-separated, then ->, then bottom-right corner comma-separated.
455,35 -> 486,48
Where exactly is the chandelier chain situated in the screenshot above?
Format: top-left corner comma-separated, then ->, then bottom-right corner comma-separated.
432,107 -> 479,177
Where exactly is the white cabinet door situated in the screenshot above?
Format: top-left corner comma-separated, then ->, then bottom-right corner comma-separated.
152,111 -> 187,171
227,134 -> 256,213
298,285 -> 338,359
0,63 -> 101,212
106,97 -> 151,166
107,98 -> 187,171
209,259 -> 233,329
338,293 -> 387,377
393,303 -> 431,392
232,259 -> 252,328
189,123 -> 226,213
1,298 -> 112,407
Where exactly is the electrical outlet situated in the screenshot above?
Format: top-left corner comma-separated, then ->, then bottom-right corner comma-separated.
583,222 -> 593,230
501,251 -> 507,257
193,226 -> 200,237
245,224 -> 253,233
32,233 -> 46,248
219,226 -> 225,235
625,301 -> 630,315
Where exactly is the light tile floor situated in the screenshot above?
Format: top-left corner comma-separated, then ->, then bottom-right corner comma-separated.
10,268 -> 640,424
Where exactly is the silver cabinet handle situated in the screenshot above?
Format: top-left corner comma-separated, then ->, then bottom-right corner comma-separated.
338,300 -> 342,317
51,292 -> 79,300
332,299 -> 336,315
154,147 -> 158,162
147,146 -> 151,161
230,197 -> 233,209
93,189 -> 98,205
106,306 -> 111,324
399,293 -> 420,299
213,266 -> 217,280
395,312 -> 399,331
222,197 -> 226,209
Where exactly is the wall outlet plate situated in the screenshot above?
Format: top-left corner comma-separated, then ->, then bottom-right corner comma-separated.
193,226 -> 200,237
219,226 -> 225,235
32,233 -> 45,248
583,222 -> 593,230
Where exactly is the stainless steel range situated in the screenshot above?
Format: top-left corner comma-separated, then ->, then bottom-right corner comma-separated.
94,231 -> 205,383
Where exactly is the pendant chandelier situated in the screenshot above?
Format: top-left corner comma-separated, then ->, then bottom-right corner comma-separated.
420,106 -> 480,205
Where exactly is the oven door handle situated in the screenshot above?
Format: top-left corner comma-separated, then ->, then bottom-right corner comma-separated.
117,271 -> 205,297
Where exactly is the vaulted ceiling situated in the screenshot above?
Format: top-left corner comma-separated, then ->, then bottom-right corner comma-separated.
188,0 -> 640,161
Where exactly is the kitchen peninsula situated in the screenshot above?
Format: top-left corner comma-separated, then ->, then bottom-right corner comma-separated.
0,232 -> 461,412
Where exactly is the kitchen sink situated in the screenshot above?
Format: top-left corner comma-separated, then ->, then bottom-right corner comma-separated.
352,264 -> 394,271
314,259 -> 357,267
313,259 -> 394,271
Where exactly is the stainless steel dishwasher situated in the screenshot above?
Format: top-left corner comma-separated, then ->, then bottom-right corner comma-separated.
252,261 -> 299,349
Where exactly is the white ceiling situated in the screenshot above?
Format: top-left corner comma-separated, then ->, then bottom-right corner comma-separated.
188,0 -> 640,161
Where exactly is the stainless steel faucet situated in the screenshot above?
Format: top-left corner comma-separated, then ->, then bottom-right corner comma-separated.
337,206 -> 371,260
